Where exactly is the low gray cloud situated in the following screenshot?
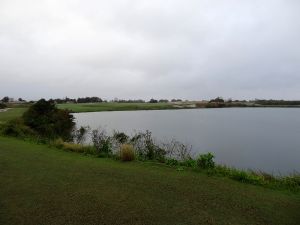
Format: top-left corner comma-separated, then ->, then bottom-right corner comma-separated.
1,0 -> 300,100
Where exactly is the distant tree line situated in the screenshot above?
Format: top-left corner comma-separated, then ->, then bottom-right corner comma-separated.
52,97 -> 183,104
254,99 -> 300,106
49,97 -> 103,104
77,97 -> 103,103
209,97 -> 225,103
3,95 -> 300,106
1,96 -> 26,103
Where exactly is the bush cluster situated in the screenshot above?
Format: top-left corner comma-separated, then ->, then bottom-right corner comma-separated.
22,99 -> 75,140
91,129 -> 112,157
0,118 -> 35,138
197,152 -> 215,169
130,130 -> 166,161
0,102 -> 7,109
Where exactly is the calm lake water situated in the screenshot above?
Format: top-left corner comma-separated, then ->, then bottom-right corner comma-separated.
74,108 -> 300,175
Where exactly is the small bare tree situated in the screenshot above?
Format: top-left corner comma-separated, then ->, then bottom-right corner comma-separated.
73,126 -> 90,144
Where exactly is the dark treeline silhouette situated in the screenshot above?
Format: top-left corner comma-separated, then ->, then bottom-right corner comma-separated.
50,97 -> 76,104
22,99 -> 75,140
149,99 -> 158,103
209,97 -> 225,103
171,99 -> 182,102
2,95 -> 300,106
1,96 -> 9,103
254,99 -> 300,106
1,96 -> 26,103
77,97 -> 103,103
49,97 -> 102,104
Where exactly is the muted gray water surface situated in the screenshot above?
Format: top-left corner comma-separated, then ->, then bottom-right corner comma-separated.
74,108 -> 300,175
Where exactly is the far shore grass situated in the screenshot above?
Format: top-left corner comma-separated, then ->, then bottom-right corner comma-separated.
0,103 -> 181,122
1,136 -> 300,225
57,102 -> 181,112
0,108 -> 27,123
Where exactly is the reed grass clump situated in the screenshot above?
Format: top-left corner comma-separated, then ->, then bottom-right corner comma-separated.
51,138 -> 95,154
120,144 -> 135,161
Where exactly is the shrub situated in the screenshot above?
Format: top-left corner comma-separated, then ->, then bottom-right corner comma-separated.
73,126 -> 89,144
113,131 -> 129,144
130,130 -> 166,161
281,175 -> 300,190
162,139 -> 192,161
231,170 -> 251,182
197,152 -> 215,169
0,102 -> 6,109
180,159 -> 197,168
229,170 -> 265,185
91,129 -> 112,156
23,99 -> 75,140
1,118 -> 35,138
166,158 -> 179,167
120,144 -> 135,161
250,170 -> 275,182
143,130 -> 156,159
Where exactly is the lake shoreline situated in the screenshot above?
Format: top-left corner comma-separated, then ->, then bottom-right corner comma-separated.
74,108 -> 300,175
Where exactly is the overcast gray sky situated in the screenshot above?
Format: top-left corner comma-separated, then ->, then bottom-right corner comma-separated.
1,0 -> 300,100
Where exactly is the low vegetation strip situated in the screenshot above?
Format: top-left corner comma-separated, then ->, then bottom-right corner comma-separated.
0,136 -> 300,225
57,102 -> 177,112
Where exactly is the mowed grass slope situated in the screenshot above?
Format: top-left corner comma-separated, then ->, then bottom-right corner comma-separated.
0,108 -> 27,123
58,102 -> 176,112
0,137 -> 299,225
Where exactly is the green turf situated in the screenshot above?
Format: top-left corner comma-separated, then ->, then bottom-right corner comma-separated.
0,136 -> 299,225
57,102 -> 177,112
0,108 -> 27,123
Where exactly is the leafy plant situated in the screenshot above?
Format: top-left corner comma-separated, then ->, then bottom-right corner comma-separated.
73,126 -> 90,144
166,158 -> 179,167
130,130 -> 166,161
91,129 -> 112,156
22,99 -> 75,140
113,131 -> 129,144
1,118 -> 35,138
162,139 -> 192,161
180,159 -> 197,168
197,152 -> 215,169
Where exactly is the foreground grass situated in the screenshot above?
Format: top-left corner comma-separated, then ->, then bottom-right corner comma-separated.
0,137 -> 299,225
0,108 -> 27,123
57,102 -> 178,112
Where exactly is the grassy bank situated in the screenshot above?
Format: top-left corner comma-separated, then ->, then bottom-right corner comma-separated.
0,136 -> 299,225
57,102 -> 182,112
0,108 -> 27,123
